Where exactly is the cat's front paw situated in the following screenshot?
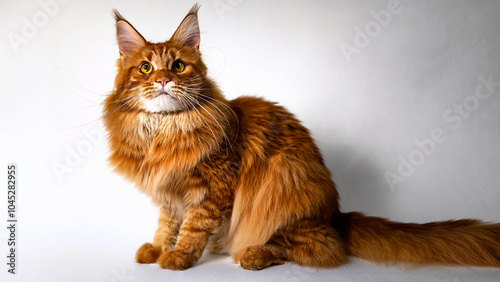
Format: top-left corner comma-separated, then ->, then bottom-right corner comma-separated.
135,243 -> 162,264
158,250 -> 195,270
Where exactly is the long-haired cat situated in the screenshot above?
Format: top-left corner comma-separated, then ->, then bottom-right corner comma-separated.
103,5 -> 500,270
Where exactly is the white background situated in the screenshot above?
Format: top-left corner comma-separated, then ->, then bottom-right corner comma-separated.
1,0 -> 500,281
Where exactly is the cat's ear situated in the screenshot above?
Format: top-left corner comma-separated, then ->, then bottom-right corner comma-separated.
171,4 -> 201,48
113,10 -> 146,58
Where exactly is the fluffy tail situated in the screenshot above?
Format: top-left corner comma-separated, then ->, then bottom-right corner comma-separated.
335,212 -> 500,267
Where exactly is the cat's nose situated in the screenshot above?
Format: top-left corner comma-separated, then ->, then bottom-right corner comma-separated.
155,78 -> 169,87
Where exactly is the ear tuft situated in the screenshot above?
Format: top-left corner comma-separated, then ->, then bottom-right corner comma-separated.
113,10 -> 146,57
188,3 -> 201,15
112,9 -> 126,22
171,4 -> 201,48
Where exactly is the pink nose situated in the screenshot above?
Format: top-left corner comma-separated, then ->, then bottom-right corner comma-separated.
156,78 -> 169,87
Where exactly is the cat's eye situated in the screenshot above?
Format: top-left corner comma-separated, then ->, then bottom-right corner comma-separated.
139,62 -> 153,74
172,60 -> 185,73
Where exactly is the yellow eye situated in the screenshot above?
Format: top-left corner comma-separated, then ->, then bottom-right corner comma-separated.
172,60 -> 185,73
139,62 -> 153,74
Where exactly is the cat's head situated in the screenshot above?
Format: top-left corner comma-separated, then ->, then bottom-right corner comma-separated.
112,4 -> 211,114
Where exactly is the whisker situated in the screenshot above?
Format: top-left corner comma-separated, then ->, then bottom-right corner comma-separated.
187,91 -> 240,146
55,103 -> 104,118
59,93 -> 141,130
177,93 -> 221,150
181,91 -> 232,152
51,66 -> 109,97
106,93 -> 141,117
102,91 -> 141,106
193,94 -> 239,148
53,81 -> 104,104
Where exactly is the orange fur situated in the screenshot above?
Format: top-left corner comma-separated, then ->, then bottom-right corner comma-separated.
336,212 -> 500,267
104,5 -> 500,270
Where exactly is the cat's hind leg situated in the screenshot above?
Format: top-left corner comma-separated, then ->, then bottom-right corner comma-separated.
282,219 -> 348,267
236,243 -> 286,270
236,219 -> 348,270
207,217 -> 231,254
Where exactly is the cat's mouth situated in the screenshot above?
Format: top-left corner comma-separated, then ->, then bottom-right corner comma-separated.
142,89 -> 184,113
153,90 -> 171,98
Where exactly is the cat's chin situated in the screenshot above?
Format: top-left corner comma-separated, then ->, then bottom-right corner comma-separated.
142,94 -> 185,114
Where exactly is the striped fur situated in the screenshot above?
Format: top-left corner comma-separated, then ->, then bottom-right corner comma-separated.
104,5 -> 500,270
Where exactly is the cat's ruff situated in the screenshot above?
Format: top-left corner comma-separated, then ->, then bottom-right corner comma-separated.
104,4 -> 500,271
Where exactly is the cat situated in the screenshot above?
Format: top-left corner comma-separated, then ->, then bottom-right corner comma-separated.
103,4 -> 500,270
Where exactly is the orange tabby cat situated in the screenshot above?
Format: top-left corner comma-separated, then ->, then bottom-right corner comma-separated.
104,5 -> 500,270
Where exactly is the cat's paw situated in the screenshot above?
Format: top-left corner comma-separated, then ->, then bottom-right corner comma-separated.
135,243 -> 162,264
237,246 -> 285,270
158,250 -> 195,270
